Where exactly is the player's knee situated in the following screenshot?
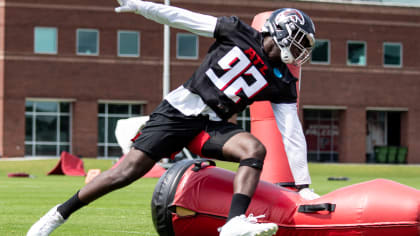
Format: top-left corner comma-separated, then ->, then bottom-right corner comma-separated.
239,157 -> 264,170
246,141 -> 266,160
237,141 -> 266,171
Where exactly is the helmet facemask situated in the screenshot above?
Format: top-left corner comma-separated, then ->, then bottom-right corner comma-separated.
277,22 -> 315,66
263,8 -> 316,66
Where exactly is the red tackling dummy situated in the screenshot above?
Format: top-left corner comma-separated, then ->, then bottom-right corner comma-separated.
152,160 -> 420,236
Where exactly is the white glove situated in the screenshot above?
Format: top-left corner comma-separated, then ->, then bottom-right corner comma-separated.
298,188 -> 321,200
115,0 -> 140,13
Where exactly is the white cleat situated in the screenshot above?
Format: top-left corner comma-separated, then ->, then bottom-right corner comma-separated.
299,188 -> 321,200
218,214 -> 278,236
27,205 -> 66,236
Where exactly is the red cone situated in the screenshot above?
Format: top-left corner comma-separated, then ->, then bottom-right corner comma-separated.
250,12 -> 301,185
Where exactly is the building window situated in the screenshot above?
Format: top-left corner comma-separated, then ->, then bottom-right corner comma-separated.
366,110 -> 403,163
98,103 -> 144,158
25,101 -> 72,157
177,33 -> 198,59
34,27 -> 57,54
236,107 -> 251,132
311,39 -> 330,64
383,42 -> 402,67
347,41 -> 366,66
77,29 -> 99,55
118,31 -> 140,57
303,109 -> 340,162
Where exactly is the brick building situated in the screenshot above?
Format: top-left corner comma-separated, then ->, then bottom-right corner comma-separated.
0,0 -> 419,163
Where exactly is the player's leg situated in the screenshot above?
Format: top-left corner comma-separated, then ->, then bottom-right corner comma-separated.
26,149 -> 156,236
63,149 -> 156,216
77,148 -> 156,203
199,123 -> 278,236
221,132 -> 266,219
27,101 -> 202,236
218,133 -> 277,236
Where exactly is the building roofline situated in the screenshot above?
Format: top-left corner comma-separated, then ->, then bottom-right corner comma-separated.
294,0 -> 420,8
172,0 -> 420,16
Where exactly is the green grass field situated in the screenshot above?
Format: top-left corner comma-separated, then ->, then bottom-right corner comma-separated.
1,159 -> 419,235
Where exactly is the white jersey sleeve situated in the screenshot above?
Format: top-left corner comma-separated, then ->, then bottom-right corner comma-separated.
271,102 -> 312,185
130,1 -> 217,37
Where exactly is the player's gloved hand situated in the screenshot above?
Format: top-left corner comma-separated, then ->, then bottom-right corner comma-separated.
115,0 -> 140,13
299,188 -> 320,200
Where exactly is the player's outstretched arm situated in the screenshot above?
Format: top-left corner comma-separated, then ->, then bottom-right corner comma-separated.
115,0 -> 217,37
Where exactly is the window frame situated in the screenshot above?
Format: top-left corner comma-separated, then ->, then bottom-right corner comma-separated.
236,107 -> 251,132
176,33 -> 199,60
118,30 -> 140,58
34,26 -> 58,55
310,39 -> 330,65
97,102 -> 145,158
346,40 -> 367,66
76,28 -> 100,56
303,108 -> 341,162
24,99 -> 73,157
383,42 -> 403,68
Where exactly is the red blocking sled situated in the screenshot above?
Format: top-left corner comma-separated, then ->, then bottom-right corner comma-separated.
151,159 -> 420,236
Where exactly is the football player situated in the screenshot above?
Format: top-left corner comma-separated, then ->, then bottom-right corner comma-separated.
27,1 -> 318,235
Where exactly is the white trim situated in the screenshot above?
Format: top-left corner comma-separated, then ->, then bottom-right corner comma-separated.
303,105 -> 347,110
176,33 -> 199,60
34,26 -> 58,55
98,99 -> 147,104
76,28 -> 100,56
366,106 -> 408,112
24,141 -> 71,145
97,114 -> 135,118
117,30 -> 140,58
97,143 -> 120,147
383,42 -> 403,68
346,40 -> 367,66
25,111 -> 70,115
310,39 -> 330,65
26,97 -> 76,102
